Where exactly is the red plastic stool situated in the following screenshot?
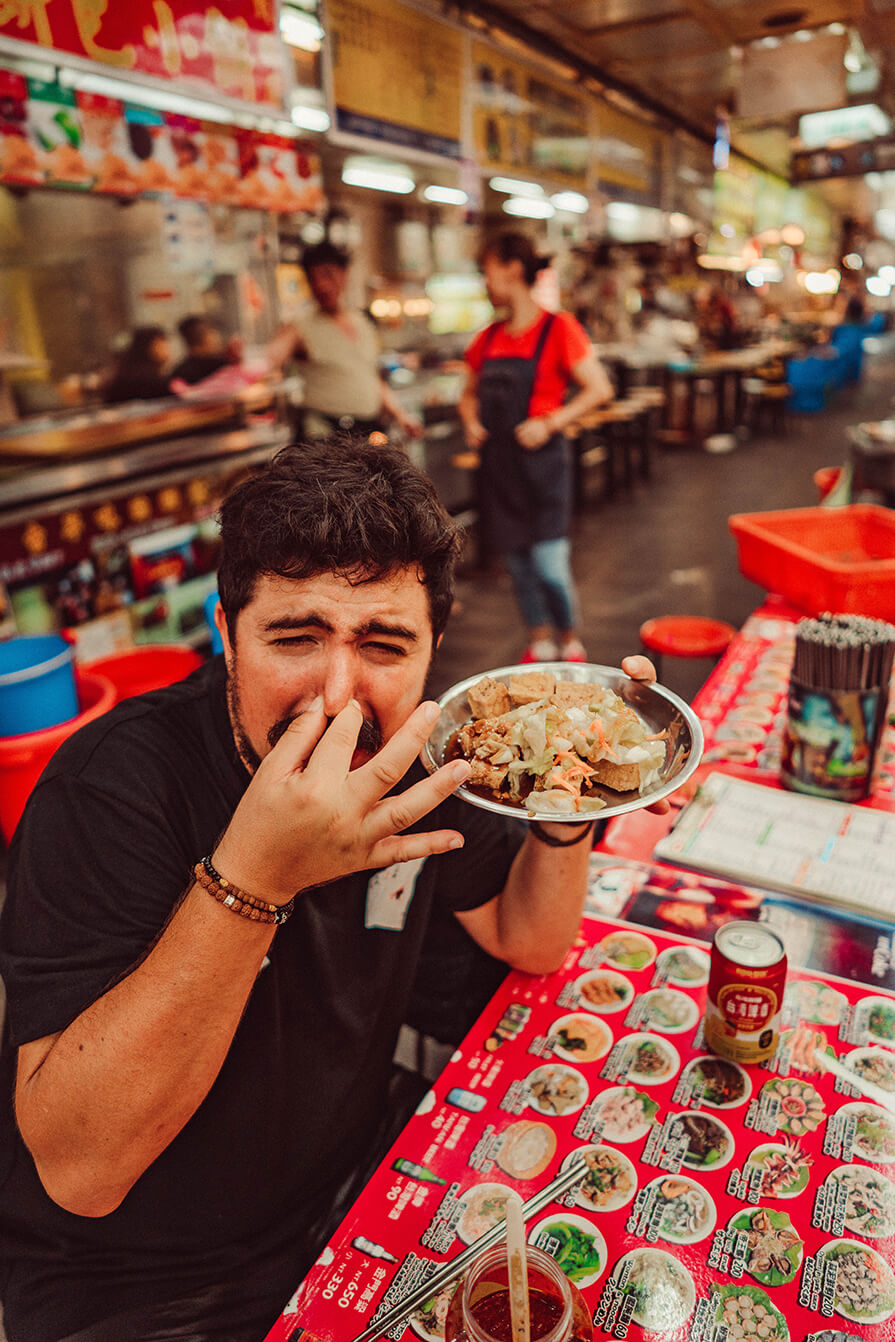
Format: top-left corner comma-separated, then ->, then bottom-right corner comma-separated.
814,466 -> 842,502
639,616 -> 736,678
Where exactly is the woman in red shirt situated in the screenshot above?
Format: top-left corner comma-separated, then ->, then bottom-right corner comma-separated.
460,232 -> 612,662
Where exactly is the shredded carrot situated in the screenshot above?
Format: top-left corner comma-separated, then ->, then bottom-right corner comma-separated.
587,717 -> 618,759
645,730 -> 667,741
548,771 -> 581,795
555,749 -> 597,775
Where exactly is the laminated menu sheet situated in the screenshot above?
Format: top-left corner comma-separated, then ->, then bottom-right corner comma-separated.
266,917 -> 895,1342
654,773 -> 895,915
584,854 -> 895,991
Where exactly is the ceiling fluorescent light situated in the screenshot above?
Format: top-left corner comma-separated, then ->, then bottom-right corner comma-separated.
489,176 -> 544,197
423,184 -> 468,205
56,66 -> 302,137
342,165 -> 415,193
669,211 -> 694,237
551,191 -> 589,214
803,270 -> 839,294
606,201 -> 640,222
799,103 -> 891,148
57,67 -> 236,123
502,196 -> 554,219
697,255 -> 747,270
280,8 -> 324,50
2,55 -> 55,81
291,105 -> 330,132
780,223 -> 806,246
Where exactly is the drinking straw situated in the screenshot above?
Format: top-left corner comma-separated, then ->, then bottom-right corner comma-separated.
505,1190 -> 530,1342
349,1156 -> 588,1342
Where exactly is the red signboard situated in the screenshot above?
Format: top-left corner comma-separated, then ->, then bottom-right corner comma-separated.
0,0 -> 285,108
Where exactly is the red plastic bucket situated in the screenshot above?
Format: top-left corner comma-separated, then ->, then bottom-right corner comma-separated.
83,645 -> 204,705
0,670 -> 116,844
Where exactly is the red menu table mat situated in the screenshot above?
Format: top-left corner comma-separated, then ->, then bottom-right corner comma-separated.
266,917 -> 895,1342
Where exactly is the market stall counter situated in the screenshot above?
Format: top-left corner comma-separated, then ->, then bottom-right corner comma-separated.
266,910 -> 895,1342
0,394 -> 292,654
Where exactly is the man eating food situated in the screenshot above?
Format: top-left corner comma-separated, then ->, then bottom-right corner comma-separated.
0,440 -> 659,1342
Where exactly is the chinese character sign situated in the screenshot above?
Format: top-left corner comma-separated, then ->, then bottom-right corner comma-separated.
0,1 -> 285,108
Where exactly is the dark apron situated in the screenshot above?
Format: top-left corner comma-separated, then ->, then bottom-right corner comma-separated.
476,313 -> 572,552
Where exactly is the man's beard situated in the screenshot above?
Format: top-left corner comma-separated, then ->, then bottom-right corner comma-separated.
226,667 -> 383,774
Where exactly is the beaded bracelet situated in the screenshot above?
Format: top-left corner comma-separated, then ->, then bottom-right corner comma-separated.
529,820 -> 595,848
193,857 -> 295,926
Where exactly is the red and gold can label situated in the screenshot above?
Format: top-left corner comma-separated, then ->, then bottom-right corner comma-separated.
705,922 -> 787,1064
717,982 -> 779,1033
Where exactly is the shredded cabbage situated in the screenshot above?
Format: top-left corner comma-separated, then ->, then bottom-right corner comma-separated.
458,673 -> 668,813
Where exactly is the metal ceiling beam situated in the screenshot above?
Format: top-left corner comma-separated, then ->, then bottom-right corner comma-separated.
608,43 -> 727,69
680,0 -> 739,44
564,8 -> 689,38
451,0 -> 782,177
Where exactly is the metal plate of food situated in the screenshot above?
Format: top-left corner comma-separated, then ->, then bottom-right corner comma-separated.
422,662 -> 704,823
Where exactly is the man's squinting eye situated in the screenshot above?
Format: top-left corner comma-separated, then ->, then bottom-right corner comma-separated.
269,635 -> 406,657
364,642 -> 407,658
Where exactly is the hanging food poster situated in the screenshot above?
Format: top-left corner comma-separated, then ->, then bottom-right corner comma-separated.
234,131 -> 324,214
25,79 -> 91,186
0,71 -> 44,185
266,917 -> 895,1342
75,91 -> 141,195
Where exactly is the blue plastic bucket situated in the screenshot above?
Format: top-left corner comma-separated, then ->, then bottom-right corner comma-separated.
0,635 -> 79,736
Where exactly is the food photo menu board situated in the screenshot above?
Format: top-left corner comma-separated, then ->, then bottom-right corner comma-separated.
267,918 -> 895,1342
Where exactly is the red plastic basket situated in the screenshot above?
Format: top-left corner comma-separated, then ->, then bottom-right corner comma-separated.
83,645 -> 203,704
729,504 -> 895,618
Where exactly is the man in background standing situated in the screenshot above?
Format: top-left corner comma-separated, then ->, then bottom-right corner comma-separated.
289,242 -> 422,441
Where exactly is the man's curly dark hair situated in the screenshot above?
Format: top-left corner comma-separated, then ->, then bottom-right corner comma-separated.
217,438 -> 461,642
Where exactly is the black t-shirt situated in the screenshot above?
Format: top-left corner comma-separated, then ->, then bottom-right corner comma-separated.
171,354 -> 230,385
0,659 -> 522,1339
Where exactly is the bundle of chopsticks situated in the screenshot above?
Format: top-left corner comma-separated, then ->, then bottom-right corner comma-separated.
792,612 -> 895,692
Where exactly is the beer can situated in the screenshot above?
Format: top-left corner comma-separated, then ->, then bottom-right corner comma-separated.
704,922 -> 787,1064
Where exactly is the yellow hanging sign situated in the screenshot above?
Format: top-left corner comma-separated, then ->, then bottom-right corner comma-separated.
328,0 -> 464,158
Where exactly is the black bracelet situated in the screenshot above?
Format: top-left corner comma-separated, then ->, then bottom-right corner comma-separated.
529,820 -> 595,848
